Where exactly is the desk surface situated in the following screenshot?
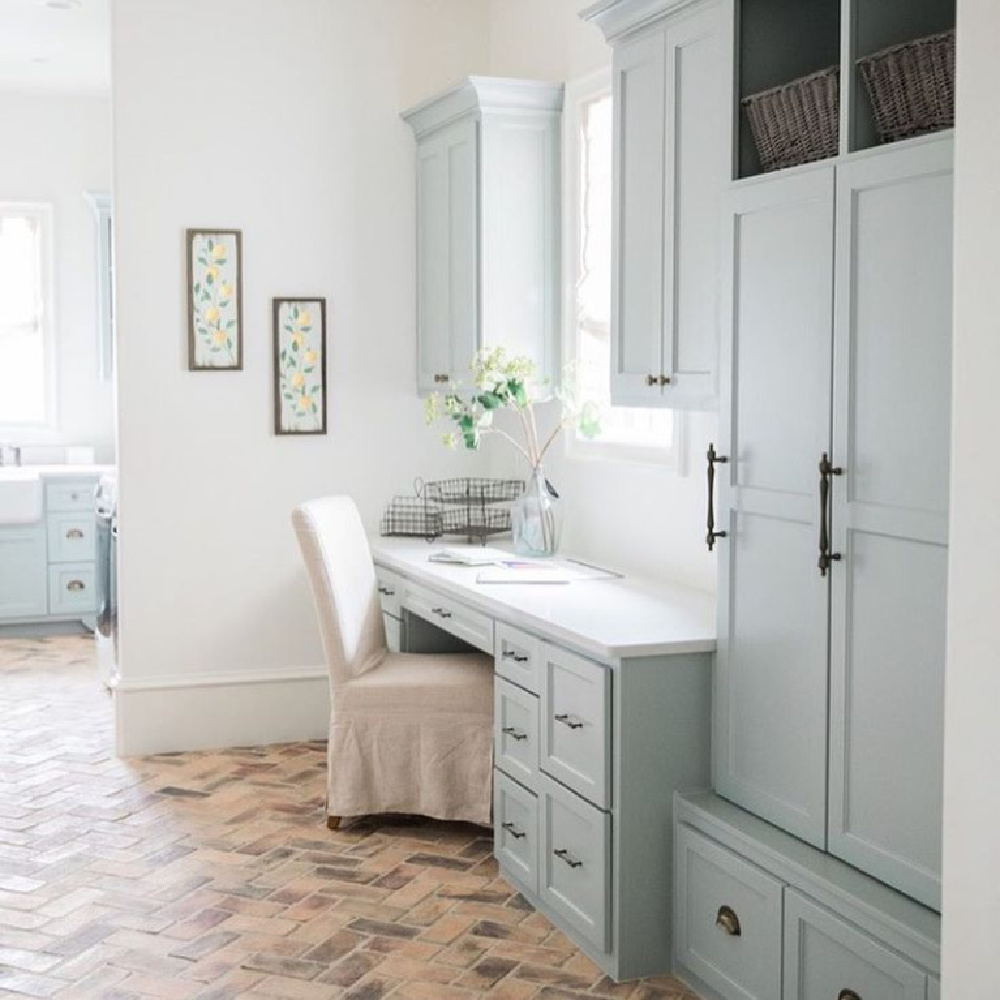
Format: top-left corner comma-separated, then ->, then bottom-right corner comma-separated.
371,538 -> 717,663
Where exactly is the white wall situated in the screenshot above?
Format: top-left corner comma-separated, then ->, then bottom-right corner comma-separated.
0,93 -> 114,462
112,0 -> 492,753
941,2 -> 1000,994
486,0 -> 718,592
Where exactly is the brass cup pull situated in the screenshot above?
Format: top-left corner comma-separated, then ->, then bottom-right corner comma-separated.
501,727 -> 528,742
706,443 -> 729,551
501,822 -> 526,840
715,904 -> 741,937
553,848 -> 583,868
67,580 -> 86,593
66,528 -> 85,540
838,991 -> 862,1000
554,713 -> 584,730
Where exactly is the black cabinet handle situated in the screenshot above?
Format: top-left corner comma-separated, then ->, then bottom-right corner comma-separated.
553,848 -> 583,868
502,650 -> 529,663
819,453 -> 844,576
838,991 -> 862,1000
502,727 -> 528,742
378,586 -> 395,597
501,822 -> 526,840
707,443 -> 729,551
554,713 -> 584,730
431,607 -> 453,619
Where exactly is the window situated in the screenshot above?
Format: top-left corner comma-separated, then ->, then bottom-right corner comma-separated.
0,205 -> 51,427
564,73 -> 678,464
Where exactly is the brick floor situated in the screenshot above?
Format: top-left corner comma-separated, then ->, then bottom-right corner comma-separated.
0,637 -> 701,1000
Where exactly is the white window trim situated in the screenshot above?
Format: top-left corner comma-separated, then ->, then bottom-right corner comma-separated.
560,69 -> 685,471
0,202 -> 57,433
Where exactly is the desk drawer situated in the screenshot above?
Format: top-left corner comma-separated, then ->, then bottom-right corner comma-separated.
495,770 -> 538,895
784,890 -> 927,1000
46,480 -> 96,512
48,564 -> 96,617
539,774 -> 610,953
496,676 -> 539,789
675,824 -> 783,1000
47,512 -> 96,564
495,623 -> 541,695
376,567 -> 403,619
539,642 -> 610,809
403,584 -> 494,655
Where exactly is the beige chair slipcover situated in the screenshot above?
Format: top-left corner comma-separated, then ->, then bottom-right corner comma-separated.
293,496 -> 494,826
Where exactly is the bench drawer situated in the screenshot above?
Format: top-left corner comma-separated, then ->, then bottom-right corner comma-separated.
403,583 -> 494,655
496,676 -> 539,789
48,564 -> 96,617
375,567 -> 403,619
495,770 -> 538,895
675,824 -> 783,1000
539,642 -> 610,809
46,480 -> 97,512
495,623 -> 541,694
46,513 -> 96,564
539,774 -> 611,953
784,890 -> 927,1000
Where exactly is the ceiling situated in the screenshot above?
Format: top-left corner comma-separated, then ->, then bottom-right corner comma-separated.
0,0 -> 110,96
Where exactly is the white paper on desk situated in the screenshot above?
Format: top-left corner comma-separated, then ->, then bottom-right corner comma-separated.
476,566 -> 572,585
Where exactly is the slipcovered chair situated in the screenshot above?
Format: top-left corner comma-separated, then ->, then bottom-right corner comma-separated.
292,496 -> 494,828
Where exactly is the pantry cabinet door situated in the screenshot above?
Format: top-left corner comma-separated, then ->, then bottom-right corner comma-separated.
714,165 -> 835,849
828,137 -> 954,911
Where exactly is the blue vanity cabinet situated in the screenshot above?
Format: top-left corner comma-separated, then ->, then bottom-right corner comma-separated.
0,527 -> 48,620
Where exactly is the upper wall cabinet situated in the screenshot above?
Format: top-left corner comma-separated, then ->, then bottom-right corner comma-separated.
584,0 -> 731,411
403,79 -> 563,395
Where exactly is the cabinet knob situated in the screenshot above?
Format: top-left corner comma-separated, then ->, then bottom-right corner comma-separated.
66,528 -> 85,540
66,579 -> 86,593
715,905 -> 741,937
645,374 -> 672,387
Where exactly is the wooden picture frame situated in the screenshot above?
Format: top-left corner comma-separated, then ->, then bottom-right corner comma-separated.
273,297 -> 327,435
186,228 -> 243,371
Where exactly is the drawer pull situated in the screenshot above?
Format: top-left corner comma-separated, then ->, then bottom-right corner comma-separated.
838,992 -> 862,1000
377,586 -> 395,597
715,905 -> 742,937
66,579 -> 86,593
501,822 -> 526,840
502,650 -> 529,663
554,713 -> 584,730
434,373 -> 450,384
501,727 -> 528,742
66,528 -> 85,540
431,607 -> 453,620
553,848 -> 583,869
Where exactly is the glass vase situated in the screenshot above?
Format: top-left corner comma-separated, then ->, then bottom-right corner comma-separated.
511,467 -> 562,558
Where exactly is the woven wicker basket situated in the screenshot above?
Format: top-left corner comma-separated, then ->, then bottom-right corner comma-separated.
858,29 -> 955,144
742,65 -> 840,173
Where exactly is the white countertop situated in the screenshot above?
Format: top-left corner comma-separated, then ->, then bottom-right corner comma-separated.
371,537 -> 717,663
26,464 -> 113,479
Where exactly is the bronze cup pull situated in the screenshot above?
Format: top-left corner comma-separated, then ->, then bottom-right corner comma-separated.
66,528 -> 85,540
715,904 -> 741,937
706,443 -> 729,551
838,991 -> 862,1000
67,580 -> 86,592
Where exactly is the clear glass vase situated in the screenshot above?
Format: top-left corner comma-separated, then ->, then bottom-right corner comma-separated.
511,467 -> 562,557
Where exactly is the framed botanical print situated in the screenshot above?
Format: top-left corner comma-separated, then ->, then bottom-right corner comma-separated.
187,228 -> 243,370
273,297 -> 327,435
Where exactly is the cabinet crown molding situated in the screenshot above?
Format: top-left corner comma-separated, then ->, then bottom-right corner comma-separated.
581,0 -> 711,41
402,76 -> 564,140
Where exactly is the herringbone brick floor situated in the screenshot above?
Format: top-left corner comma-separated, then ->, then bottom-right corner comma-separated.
0,637 -> 701,1000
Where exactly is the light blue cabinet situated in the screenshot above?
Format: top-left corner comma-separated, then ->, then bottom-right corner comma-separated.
0,527 -> 48,619
403,78 -> 562,393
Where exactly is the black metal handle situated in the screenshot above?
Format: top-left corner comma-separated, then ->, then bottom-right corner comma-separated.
838,991 -> 862,1000
554,713 -> 584,730
819,453 -> 843,576
378,586 -> 395,597
707,443 -> 729,551
502,727 -> 528,742
502,822 -> 526,840
432,607 -> 453,619
553,848 -> 583,868
503,650 -> 529,663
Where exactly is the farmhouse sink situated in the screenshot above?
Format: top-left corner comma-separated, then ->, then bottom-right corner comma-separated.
0,469 -> 43,524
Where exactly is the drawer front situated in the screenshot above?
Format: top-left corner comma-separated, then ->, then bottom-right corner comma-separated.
46,480 -> 97,512
539,642 -> 610,809
495,676 -> 539,789
494,769 -> 538,895
48,564 -> 96,617
376,567 -> 403,619
539,774 -> 611,952
384,613 -> 402,653
784,890 -> 927,1000
675,824 -> 783,1000
495,623 -> 541,695
46,513 -> 96,564
403,584 -> 494,655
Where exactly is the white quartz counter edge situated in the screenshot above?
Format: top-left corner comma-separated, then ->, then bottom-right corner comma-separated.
29,465 -> 113,479
371,541 -> 717,664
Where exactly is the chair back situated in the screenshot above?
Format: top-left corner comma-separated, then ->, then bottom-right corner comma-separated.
292,496 -> 386,686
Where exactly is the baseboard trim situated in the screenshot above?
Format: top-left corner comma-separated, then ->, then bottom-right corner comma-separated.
114,667 -> 330,756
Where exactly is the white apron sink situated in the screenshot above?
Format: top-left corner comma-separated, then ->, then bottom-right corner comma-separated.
0,470 -> 42,524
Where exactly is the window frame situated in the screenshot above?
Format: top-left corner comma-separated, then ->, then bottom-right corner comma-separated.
0,202 -> 56,432
560,70 -> 684,470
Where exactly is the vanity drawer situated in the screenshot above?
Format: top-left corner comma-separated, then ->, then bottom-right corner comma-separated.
539,774 -> 611,953
375,567 -> 403,619
539,642 -> 610,809
403,584 -> 494,655
495,676 -> 539,789
784,890 -> 927,1000
495,623 -> 541,694
46,480 -> 96,512
48,564 -> 96,617
675,824 -> 783,1000
494,769 -> 538,895
46,513 -> 96,564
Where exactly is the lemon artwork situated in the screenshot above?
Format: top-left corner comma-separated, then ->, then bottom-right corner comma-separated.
276,299 -> 325,434
190,232 -> 239,368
